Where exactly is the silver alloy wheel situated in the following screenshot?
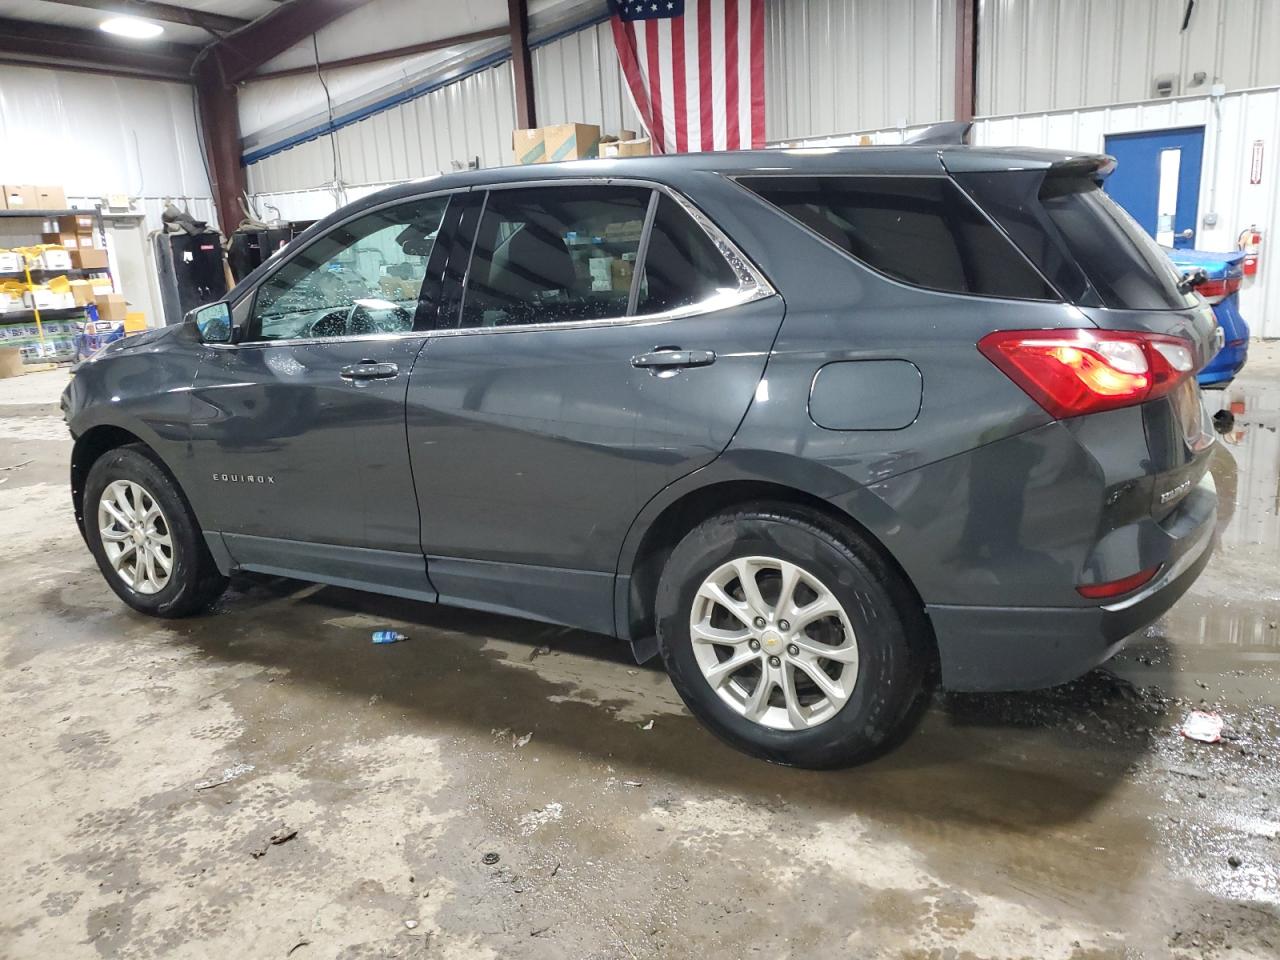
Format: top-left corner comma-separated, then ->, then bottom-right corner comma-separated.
689,556 -> 859,731
97,479 -> 174,595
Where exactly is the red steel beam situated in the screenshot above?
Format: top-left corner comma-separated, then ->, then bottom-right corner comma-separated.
0,15 -> 197,80
251,25 -> 509,82
508,0 -> 535,129
41,0 -> 249,36
208,0 -> 376,85
195,59 -> 248,238
954,0 -> 978,123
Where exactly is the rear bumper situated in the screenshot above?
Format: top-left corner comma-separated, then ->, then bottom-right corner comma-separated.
929,472 -> 1217,692
1198,340 -> 1248,386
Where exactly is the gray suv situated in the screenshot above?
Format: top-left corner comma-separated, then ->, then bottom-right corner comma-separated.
63,147 -> 1219,767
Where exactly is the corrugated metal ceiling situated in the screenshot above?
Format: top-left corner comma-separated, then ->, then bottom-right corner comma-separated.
2,0 -> 282,47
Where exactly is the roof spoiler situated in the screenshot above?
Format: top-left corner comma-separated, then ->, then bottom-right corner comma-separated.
1046,155 -> 1118,180
905,121 -> 973,145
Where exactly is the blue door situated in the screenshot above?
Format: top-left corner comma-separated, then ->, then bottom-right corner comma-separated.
1103,127 -> 1204,248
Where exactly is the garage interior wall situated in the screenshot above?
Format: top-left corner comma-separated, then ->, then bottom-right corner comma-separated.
978,0 -> 1280,116
243,0 -> 957,211
0,63 -> 215,231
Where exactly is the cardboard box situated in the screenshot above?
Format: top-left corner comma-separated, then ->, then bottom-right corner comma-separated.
611,257 -> 634,291
0,252 -> 23,274
68,280 -> 96,306
600,137 -> 652,159
95,293 -> 128,322
23,288 -> 74,310
71,248 -> 108,270
124,311 -> 147,333
512,127 -> 546,165
3,185 -> 39,210
55,214 -> 95,232
36,186 -> 67,208
42,230 -> 79,249
543,123 -> 600,162
0,346 -> 22,379
36,248 -> 72,271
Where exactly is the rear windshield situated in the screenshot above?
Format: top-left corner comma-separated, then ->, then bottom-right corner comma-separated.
737,175 -> 1056,301
955,169 -> 1197,311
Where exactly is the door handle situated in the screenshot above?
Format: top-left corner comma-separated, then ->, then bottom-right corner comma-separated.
340,360 -> 399,380
1178,228 -> 1194,239
631,348 -> 716,370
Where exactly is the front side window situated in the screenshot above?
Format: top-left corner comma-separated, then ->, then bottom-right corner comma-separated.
248,195 -> 449,342
737,175 -> 1055,301
457,185 -> 650,329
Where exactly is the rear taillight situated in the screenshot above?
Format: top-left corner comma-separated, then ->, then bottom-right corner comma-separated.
1077,564 -> 1161,599
978,329 -> 1194,419
1196,276 -> 1241,304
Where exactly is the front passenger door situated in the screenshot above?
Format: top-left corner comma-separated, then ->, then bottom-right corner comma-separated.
187,193 -> 451,597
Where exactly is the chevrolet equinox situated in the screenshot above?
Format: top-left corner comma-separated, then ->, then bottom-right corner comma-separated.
63,147 -> 1219,767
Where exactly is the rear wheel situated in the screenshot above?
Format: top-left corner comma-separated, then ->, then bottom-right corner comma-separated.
656,504 -> 929,768
84,445 -> 227,617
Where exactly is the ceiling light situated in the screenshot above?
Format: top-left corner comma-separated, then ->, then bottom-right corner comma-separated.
99,16 -> 165,40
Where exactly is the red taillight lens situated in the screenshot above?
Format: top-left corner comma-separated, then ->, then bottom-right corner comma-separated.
1077,565 -> 1161,599
1195,276 -> 1241,304
978,329 -> 1194,419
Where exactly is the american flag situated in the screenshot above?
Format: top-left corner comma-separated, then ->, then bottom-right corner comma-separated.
608,0 -> 765,154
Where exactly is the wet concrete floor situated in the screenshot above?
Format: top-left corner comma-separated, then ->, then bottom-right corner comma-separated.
0,345 -> 1277,959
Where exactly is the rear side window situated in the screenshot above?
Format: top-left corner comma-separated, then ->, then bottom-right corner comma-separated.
636,195 -> 740,313
955,170 -> 1197,311
737,175 -> 1055,301
458,185 -> 650,329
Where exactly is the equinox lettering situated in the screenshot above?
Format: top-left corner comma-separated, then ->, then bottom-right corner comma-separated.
212,473 -> 275,484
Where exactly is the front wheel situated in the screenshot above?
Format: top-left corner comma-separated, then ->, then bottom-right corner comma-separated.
655,504 -> 930,768
83,445 -> 227,617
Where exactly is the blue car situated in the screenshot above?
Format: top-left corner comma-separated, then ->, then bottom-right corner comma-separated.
1165,246 -> 1250,387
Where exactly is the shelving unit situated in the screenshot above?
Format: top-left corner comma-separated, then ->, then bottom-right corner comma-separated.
0,206 -> 112,365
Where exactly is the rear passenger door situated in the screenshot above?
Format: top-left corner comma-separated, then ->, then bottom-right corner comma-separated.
406,182 -> 784,634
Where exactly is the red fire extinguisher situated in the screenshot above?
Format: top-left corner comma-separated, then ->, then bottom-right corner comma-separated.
1238,225 -> 1262,276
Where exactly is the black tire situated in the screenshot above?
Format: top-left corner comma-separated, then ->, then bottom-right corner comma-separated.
83,444 -> 227,617
655,503 -> 931,768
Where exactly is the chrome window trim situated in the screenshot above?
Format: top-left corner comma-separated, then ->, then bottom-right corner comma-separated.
221,177 -> 775,349
231,186 -> 469,345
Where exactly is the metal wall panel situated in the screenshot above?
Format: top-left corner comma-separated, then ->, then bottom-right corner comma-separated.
978,0 -> 1280,116
532,19 -> 642,136
245,63 -> 517,196
974,88 -> 1280,338
766,0 -> 956,141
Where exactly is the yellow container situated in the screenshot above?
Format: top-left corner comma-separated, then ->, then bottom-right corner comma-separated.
124,311 -> 147,333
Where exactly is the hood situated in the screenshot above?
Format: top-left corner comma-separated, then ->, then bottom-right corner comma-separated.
72,322 -> 185,371
1164,246 -> 1246,280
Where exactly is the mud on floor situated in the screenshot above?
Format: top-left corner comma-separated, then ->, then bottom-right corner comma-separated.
0,357 -> 1277,959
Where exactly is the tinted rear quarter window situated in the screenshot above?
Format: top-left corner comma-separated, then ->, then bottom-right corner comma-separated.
955,170 -> 1198,311
637,195 -> 740,313
737,175 -> 1055,301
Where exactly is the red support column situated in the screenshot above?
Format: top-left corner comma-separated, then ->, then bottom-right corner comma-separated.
955,0 -> 978,123
508,0 -> 536,130
195,59 -> 247,238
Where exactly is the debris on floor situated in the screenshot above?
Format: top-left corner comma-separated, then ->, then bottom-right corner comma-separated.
1182,710 -> 1225,743
251,827 -> 298,859
193,761 -> 254,791
481,852 -> 500,865
640,720 -> 654,731
371,630 -> 408,644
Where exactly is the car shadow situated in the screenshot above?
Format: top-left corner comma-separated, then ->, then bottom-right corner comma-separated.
151,567 -> 1173,839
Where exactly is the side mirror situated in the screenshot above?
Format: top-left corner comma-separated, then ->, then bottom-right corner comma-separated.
190,301 -> 235,343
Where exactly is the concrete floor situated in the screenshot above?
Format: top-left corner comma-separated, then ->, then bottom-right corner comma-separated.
0,347 -> 1277,960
